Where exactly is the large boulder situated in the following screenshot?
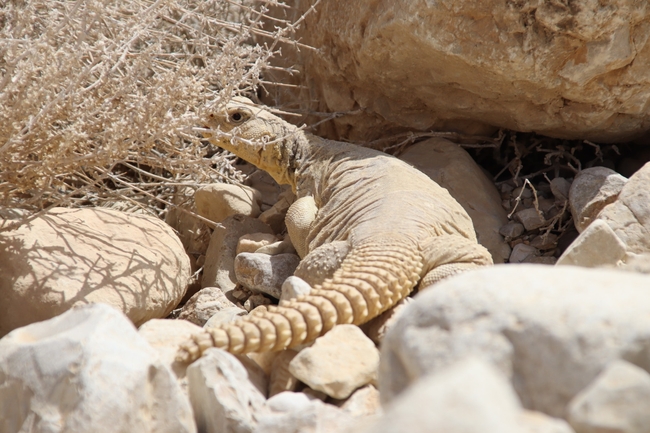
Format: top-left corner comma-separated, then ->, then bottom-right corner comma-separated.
267,0 -> 650,143
0,303 -> 195,433
0,207 -> 191,336
380,264 -> 650,418
399,138 -> 510,263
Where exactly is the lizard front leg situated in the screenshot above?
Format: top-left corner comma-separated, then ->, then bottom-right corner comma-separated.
286,195 -> 318,258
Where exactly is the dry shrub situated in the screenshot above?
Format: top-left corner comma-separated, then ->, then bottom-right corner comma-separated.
0,0 -> 306,224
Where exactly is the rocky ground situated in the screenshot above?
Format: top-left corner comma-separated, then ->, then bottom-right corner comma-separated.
2,136 -> 650,433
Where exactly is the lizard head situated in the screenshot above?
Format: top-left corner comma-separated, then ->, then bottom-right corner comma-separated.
204,97 -> 298,186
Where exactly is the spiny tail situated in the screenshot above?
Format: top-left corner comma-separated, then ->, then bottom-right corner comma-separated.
177,239 -> 423,362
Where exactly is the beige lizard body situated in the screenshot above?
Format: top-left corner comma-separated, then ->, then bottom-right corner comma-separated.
177,97 -> 492,362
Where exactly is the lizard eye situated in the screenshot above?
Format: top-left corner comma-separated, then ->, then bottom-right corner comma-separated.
229,110 -> 249,124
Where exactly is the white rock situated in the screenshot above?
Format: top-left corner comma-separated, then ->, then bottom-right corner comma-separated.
256,392 -> 356,433
596,162 -> 650,255
340,385 -> 382,417
138,318 -> 203,380
520,411 -> 576,433
289,325 -> 379,399
178,286 -> 240,326
187,348 -> 266,433
569,167 -> 627,232
380,265 -> 650,417
0,207 -> 191,337
399,138 -> 510,263
556,219 -> 627,267
360,298 -> 412,345
235,354 -> 270,398
0,303 -> 195,433
265,391 -> 311,413
202,214 -> 273,292
236,233 -> 279,254
568,360 -> 650,433
280,275 -> 312,302
203,307 -> 248,329
361,358 -> 522,433
269,349 -> 300,397
235,252 -> 301,299
194,183 -> 262,223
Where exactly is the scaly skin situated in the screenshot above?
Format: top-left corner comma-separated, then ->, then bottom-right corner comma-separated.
177,97 -> 492,362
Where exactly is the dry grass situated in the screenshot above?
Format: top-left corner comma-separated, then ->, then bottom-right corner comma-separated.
0,0 -> 309,227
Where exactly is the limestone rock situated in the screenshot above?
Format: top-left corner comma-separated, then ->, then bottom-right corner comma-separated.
380,265 -> 650,417
568,360 -> 650,433
194,183 -> 262,223
235,354 -> 270,398
138,318 -> 203,382
289,325 -> 379,399
236,233 -> 279,255
269,349 -> 300,397
0,303 -> 195,433
280,275 -> 312,302
244,294 -> 271,312
360,298 -> 412,345
0,207 -> 191,337
258,190 -> 296,234
178,286 -> 239,326
399,138 -> 510,263
520,411 -> 576,433
256,391 -> 356,433
187,348 -> 266,433
596,162 -> 650,255
203,307 -> 248,329
569,167 -> 627,233
339,385 -> 382,418
267,0 -> 650,143
202,214 -> 273,293
244,170 -> 285,210
256,236 -> 298,256
557,219 -> 628,267
361,358 -> 522,433
619,253 -> 650,274
165,201 -> 211,257
235,252 -> 301,299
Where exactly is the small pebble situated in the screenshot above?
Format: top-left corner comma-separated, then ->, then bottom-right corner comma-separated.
280,276 -> 312,301
515,208 -> 546,231
499,221 -> 525,239
530,233 -> 558,250
509,243 -> 539,263
244,294 -> 271,312
550,177 -> 571,202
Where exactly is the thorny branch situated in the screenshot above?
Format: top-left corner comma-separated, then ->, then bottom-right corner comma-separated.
0,0 -> 320,230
